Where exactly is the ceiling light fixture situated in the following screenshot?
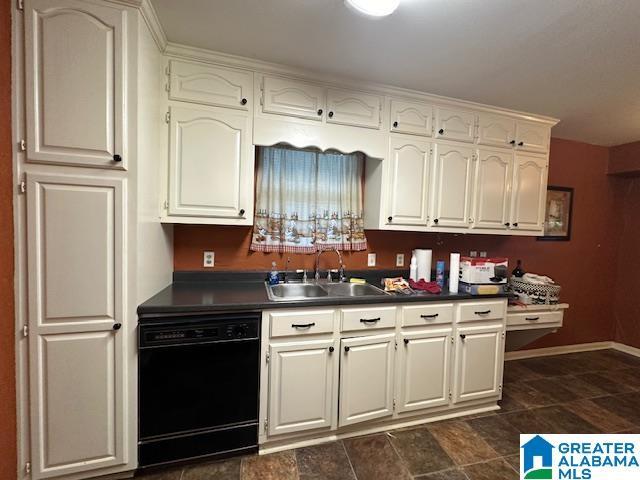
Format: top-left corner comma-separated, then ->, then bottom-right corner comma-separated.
345,0 -> 400,17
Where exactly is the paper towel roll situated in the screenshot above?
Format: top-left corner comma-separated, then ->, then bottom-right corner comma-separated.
413,249 -> 432,282
449,253 -> 460,293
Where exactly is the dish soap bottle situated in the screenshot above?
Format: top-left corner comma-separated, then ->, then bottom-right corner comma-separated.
512,259 -> 525,278
269,261 -> 280,285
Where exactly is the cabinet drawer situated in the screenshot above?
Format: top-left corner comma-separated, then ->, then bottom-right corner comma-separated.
169,60 -> 253,110
458,300 -> 506,323
507,310 -> 563,327
269,309 -> 335,337
401,303 -> 453,327
340,306 -> 396,332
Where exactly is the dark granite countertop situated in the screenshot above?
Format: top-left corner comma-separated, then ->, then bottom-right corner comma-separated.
138,270 -> 509,320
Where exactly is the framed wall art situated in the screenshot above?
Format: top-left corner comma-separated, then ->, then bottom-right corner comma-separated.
538,186 -> 574,241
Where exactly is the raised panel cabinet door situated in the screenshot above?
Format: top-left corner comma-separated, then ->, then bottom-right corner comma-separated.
26,173 -> 125,479
25,0 -> 128,169
390,100 -> 433,137
387,137 -> 431,226
169,59 -> 253,110
477,113 -> 516,148
515,120 -> 550,153
434,107 -> 476,143
472,149 -> 512,230
268,339 -> 338,436
431,143 -> 475,228
510,153 -> 548,232
339,334 -> 395,427
397,329 -> 452,413
168,105 -> 253,221
453,324 -> 504,404
326,89 -> 382,129
262,76 -> 326,121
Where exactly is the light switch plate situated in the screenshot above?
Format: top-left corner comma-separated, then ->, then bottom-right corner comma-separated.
367,253 -> 376,267
480,251 -> 487,258
203,251 -> 215,268
396,253 -> 405,267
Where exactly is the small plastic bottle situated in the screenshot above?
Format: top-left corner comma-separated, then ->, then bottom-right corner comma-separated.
269,261 -> 280,285
409,254 -> 418,281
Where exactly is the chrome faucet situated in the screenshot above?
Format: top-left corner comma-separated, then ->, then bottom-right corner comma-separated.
315,248 -> 347,282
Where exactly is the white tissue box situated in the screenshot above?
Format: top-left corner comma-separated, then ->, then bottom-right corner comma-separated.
459,257 -> 508,284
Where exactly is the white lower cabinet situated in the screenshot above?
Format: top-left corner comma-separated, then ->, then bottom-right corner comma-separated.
339,334 -> 395,427
453,323 -> 505,404
397,328 -> 452,413
268,339 -> 338,436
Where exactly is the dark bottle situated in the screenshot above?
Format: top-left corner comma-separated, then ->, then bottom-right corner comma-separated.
512,259 -> 525,277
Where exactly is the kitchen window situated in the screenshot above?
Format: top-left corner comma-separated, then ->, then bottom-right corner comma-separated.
251,145 -> 367,253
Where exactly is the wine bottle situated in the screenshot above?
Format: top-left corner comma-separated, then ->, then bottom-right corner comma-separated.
512,259 -> 525,277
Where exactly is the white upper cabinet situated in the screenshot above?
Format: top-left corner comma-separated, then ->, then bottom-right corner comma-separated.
167,105 -> 253,222
25,0 -> 128,169
390,100 -> 433,137
268,340 -> 338,437
515,120 -> 551,153
397,328 -> 452,413
262,76 -> 325,121
472,149 -> 512,230
26,173 -> 126,479
510,153 -> 548,231
387,137 -> 431,226
326,89 -> 382,129
453,323 -> 504,404
431,144 -> 475,228
477,114 -> 516,148
434,107 -> 476,143
169,60 -> 253,111
339,334 -> 395,427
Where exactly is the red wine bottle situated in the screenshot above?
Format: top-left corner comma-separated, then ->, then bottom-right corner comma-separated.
512,259 -> 525,277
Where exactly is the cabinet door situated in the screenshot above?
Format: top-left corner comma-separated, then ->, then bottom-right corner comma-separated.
515,120 -> 550,153
477,114 -> 516,148
168,105 -> 253,221
431,144 -> 475,228
169,59 -> 253,111
339,334 -> 395,427
326,89 -> 382,129
471,149 -> 512,230
510,153 -> 548,232
453,324 -> 504,404
262,76 -> 325,121
397,329 -> 452,413
25,0 -> 127,169
434,107 -> 476,143
26,173 -> 126,479
268,340 -> 338,436
390,100 -> 432,137
387,137 -> 431,226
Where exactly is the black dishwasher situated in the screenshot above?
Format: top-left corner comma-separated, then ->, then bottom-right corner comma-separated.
138,312 -> 260,468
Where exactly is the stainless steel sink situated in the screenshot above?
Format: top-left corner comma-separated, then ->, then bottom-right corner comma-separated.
322,282 -> 388,297
265,281 -> 389,301
267,283 -> 329,301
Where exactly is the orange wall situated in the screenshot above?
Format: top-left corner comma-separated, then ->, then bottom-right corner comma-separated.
175,138 -> 620,348
0,0 -> 16,478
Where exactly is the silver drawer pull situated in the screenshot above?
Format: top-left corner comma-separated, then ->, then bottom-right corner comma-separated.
291,323 -> 316,328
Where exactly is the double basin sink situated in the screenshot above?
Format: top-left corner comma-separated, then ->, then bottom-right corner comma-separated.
266,281 -> 389,301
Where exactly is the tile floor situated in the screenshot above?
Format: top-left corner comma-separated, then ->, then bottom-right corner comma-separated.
137,349 -> 640,480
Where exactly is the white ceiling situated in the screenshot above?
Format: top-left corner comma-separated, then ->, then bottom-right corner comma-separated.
151,0 -> 640,146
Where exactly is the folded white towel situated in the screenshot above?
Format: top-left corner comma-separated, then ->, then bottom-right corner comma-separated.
521,273 -> 555,285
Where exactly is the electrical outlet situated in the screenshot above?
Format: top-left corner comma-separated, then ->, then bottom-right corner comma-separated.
367,253 -> 377,267
470,250 -> 478,258
480,251 -> 487,258
396,253 -> 405,267
203,251 -> 215,268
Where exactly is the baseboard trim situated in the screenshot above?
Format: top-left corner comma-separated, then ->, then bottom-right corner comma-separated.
505,341 -> 640,360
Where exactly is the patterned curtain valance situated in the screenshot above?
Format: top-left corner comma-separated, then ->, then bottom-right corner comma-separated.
251,145 -> 367,253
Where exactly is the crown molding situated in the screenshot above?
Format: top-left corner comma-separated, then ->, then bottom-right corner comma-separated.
107,0 -> 167,51
164,41 -> 560,126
